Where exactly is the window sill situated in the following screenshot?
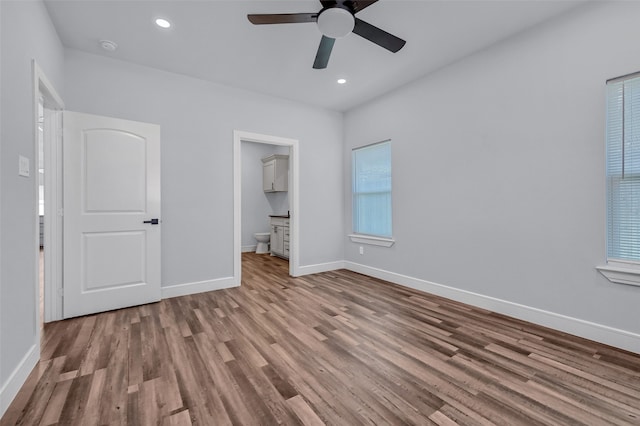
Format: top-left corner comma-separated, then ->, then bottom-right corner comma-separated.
597,263 -> 640,287
348,234 -> 395,247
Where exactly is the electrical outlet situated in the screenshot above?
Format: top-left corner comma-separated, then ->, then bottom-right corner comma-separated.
359,246 -> 364,255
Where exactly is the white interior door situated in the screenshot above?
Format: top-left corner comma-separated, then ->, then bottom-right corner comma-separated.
63,111 -> 161,318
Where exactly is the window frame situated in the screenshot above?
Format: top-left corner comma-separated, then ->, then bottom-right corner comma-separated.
598,71 -> 640,287
349,140 -> 395,247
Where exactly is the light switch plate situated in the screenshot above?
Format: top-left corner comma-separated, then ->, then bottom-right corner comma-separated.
19,155 -> 30,177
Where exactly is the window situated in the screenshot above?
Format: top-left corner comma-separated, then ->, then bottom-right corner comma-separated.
352,140 -> 392,240
606,73 -> 640,263
600,72 -> 640,286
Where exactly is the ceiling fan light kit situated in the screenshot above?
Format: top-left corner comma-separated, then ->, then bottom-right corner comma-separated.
317,8 -> 354,38
247,0 -> 405,70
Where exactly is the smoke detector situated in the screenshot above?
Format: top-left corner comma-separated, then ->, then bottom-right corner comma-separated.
99,40 -> 118,52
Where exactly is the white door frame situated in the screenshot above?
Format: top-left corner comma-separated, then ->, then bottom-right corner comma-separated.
233,130 -> 300,283
32,60 -> 65,329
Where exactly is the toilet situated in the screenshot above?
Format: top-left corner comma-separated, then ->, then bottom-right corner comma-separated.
254,232 -> 270,254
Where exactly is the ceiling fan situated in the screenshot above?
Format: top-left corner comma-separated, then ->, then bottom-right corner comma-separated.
247,0 -> 406,69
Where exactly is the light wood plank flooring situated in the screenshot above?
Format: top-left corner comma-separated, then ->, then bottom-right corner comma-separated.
3,253 -> 639,425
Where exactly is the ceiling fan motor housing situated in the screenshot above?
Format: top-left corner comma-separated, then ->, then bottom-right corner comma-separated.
317,7 -> 355,38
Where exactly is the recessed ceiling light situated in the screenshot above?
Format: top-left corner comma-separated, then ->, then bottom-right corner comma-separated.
99,39 -> 118,52
155,18 -> 171,29
337,78 -> 347,85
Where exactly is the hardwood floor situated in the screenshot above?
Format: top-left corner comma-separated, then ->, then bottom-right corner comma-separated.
3,253 -> 639,425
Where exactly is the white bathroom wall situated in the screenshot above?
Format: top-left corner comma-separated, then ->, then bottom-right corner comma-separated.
241,142 -> 289,251
0,0 -> 65,414
343,1 -> 640,351
63,49 -> 344,287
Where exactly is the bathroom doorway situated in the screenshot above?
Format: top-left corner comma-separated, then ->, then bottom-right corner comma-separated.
233,131 -> 300,285
241,142 -> 289,255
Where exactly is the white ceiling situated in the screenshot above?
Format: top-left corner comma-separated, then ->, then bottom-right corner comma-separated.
44,0 -> 584,112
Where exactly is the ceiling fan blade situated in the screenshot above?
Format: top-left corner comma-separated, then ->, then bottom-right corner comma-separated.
320,1 -> 377,13
313,36 -> 336,69
352,18 -> 406,53
247,13 -> 318,25
350,1 -> 379,13
320,1 -> 338,8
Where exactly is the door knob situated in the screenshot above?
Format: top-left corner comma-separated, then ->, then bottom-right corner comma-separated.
143,218 -> 159,225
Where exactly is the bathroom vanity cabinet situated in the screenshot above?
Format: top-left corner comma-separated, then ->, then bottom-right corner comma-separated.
262,154 -> 288,192
270,216 -> 289,259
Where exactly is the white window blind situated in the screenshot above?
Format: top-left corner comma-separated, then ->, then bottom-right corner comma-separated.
352,140 -> 392,238
606,73 -> 640,262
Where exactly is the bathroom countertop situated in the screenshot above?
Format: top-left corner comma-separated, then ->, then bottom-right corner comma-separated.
269,214 -> 290,218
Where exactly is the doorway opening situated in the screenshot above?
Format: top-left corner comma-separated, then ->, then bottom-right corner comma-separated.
233,131 -> 300,285
242,142 -> 289,256
33,61 -> 64,339
37,96 -> 44,332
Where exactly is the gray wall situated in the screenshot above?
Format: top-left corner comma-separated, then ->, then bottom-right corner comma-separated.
63,49 -> 344,285
343,1 -> 640,335
241,142 -> 289,250
1,0 -> 65,393
4,0 -> 640,415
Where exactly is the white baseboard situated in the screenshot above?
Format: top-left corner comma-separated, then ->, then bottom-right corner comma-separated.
242,245 -> 257,253
297,261 -> 346,277
161,277 -> 238,299
344,261 -> 640,354
1,343 -> 39,418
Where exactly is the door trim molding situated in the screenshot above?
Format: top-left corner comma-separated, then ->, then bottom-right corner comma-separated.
32,60 -> 65,326
233,131 -> 300,284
